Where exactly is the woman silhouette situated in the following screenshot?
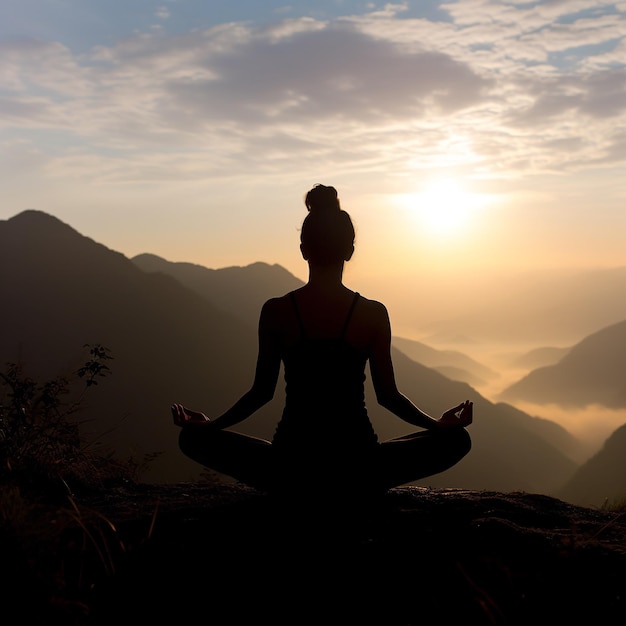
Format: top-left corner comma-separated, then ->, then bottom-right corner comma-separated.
172,184 -> 472,501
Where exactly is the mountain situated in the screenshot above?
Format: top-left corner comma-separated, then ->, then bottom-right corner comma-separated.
132,253 -> 303,329
377,348 -> 577,494
392,336 -> 498,386
555,422 -> 626,507
0,210 -> 267,481
131,257 -> 497,388
0,210 -> 578,495
131,235 -> 579,492
508,345 -> 571,370
498,319 -> 626,408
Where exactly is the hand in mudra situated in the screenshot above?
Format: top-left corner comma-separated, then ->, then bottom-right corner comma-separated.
437,400 -> 473,430
171,403 -> 211,427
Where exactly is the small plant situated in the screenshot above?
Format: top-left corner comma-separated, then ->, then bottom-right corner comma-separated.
601,496 -> 626,513
0,344 -> 136,496
0,344 -> 157,624
0,479 -> 151,625
75,343 -> 113,388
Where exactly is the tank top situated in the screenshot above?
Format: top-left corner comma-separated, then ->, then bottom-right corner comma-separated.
271,291 -> 379,452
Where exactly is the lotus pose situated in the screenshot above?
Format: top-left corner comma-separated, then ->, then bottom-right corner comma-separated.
172,184 -> 473,501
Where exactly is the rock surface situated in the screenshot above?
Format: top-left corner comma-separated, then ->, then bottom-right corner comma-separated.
8,483 -> 626,625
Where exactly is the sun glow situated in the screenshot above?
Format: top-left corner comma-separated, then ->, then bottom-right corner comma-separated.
396,178 -> 492,237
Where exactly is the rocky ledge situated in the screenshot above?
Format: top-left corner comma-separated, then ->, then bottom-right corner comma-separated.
6,483 -> 626,625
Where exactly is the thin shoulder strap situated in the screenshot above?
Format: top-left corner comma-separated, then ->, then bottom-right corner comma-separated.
340,292 -> 360,338
290,291 -> 306,338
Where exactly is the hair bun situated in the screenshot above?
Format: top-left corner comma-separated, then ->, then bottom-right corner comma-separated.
305,184 -> 340,212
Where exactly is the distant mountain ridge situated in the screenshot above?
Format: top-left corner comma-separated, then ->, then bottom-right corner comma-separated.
0,209 -> 599,498
556,423 -> 626,507
133,255 -> 498,387
132,253 -> 304,329
392,336 -> 498,387
508,345 -> 572,370
499,319 -> 626,408
0,210 -> 262,481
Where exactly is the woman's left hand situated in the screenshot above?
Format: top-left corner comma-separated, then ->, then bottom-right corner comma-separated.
437,400 -> 473,429
171,403 -> 211,427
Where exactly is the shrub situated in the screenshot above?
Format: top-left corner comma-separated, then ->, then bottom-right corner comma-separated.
0,344 -> 137,497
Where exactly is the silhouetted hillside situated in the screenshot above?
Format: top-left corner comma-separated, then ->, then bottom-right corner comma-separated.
392,336 -> 497,386
132,253 -> 304,329
508,345 -> 571,370
0,210 -> 579,495
499,319 -> 626,408
556,422 -> 626,507
433,364 -> 487,387
379,349 -> 577,495
130,258 -> 494,387
0,210 -> 266,481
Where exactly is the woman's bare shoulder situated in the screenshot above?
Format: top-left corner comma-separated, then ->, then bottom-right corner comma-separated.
356,294 -> 390,318
262,292 -> 293,311
259,292 -> 296,327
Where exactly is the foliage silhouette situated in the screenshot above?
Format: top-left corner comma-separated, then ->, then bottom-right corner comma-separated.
0,344 -> 160,623
0,344 -> 140,496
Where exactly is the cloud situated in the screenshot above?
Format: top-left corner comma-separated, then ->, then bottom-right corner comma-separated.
1,4 -> 625,186
155,6 -> 171,21
163,26 -> 488,124
0,39 -> 88,94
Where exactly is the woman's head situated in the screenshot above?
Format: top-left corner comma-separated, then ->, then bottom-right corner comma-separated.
301,184 -> 355,265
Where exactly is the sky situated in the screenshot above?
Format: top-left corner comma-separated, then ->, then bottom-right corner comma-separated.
2,0 -> 626,339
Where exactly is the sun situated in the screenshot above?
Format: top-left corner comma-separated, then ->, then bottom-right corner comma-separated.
397,178 -> 490,237
419,179 -> 473,233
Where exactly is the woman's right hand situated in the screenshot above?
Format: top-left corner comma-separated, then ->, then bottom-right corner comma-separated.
171,403 -> 211,427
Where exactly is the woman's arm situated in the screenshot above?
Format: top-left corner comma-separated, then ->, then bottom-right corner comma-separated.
172,299 -> 282,430
368,302 -> 472,430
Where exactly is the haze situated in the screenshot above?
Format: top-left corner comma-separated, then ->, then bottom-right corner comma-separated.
2,1 -> 626,452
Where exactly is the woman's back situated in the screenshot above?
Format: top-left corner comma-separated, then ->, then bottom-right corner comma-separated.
265,285 -> 387,355
271,287 -> 380,452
